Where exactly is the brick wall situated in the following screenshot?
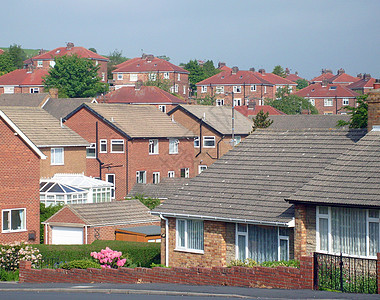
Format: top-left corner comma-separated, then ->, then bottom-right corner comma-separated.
312,97 -> 356,115
368,89 -> 380,131
294,204 -> 316,260
0,118 -> 41,244
19,256 -> 314,290
0,86 -> 45,95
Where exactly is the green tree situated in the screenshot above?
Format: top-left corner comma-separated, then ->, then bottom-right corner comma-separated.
144,72 -> 172,93
196,95 -> 215,105
337,95 -> 368,128
8,44 -> 27,69
252,110 -> 273,130
88,47 -> 97,53
40,203 -> 63,243
0,51 -> 15,75
272,65 -> 286,78
107,49 -> 128,79
43,54 -> 108,98
130,194 -> 161,210
156,55 -> 170,61
266,86 -> 318,115
296,78 -> 309,90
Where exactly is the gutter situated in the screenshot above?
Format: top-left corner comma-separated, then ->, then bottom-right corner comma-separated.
160,214 -> 169,267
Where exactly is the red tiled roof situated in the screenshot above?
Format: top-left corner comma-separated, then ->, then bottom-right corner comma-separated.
311,73 -> 334,82
113,56 -> 188,74
196,70 -> 271,86
0,49 -> 4,55
286,73 -> 304,82
329,73 -> 360,84
101,86 -> 186,104
30,46 -> 108,61
0,69 -> 48,86
347,77 -> 376,89
219,66 -> 232,72
294,83 -> 359,98
253,72 -> 297,85
235,105 -> 286,117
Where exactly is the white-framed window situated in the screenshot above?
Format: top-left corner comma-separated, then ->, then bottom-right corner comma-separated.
100,140 -> 107,153
250,85 -> 256,92
2,208 -> 26,232
159,105 -> 166,113
277,85 -> 283,91
30,88 -> 39,93
4,86 -> 14,94
153,172 -> 160,184
111,140 -> 124,153
50,61 -> 56,68
233,98 -> 242,106
176,219 -> 204,253
183,85 -> 186,95
163,72 -> 169,79
234,136 -> 241,145
51,148 -> 64,165
130,73 -> 138,81
324,99 -> 333,107
149,73 -> 157,81
149,139 -> 159,154
201,86 -> 207,93
233,86 -> 241,93
288,86 -> 293,92
101,72 -> 105,81
309,99 -> 315,106
174,84 -> 178,93
198,165 -> 207,174
324,112 -> 333,115
105,174 -> 115,199
264,86 -> 267,93
86,143 -> 96,158
37,60 -> 43,68
136,171 -> 146,184
180,168 -> 190,178
215,86 -> 224,94
203,136 -> 215,148
178,73 -> 180,81
342,98 -> 349,106
117,73 -> 123,80
168,171 -> 175,178
216,99 -> 224,106
169,138 -> 179,154
194,137 -> 200,148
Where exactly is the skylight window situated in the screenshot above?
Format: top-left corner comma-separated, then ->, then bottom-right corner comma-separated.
56,50 -> 61,53
329,86 -> 337,90
221,76 -> 224,79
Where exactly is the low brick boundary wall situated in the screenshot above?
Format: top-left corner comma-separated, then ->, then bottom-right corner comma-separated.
19,256 -> 314,289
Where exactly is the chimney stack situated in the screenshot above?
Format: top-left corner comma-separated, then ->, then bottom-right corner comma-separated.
364,73 -> 371,81
249,67 -> 255,72
218,62 -> 226,69
373,79 -> 380,89
337,68 -> 345,75
285,68 -> 290,75
367,89 -> 380,131
258,69 -> 265,74
231,66 -> 239,74
321,79 -> 329,87
66,42 -> 74,50
49,88 -> 59,99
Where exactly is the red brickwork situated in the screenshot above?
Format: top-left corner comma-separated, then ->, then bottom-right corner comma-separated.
19,256 -> 314,290
0,118 -> 41,244
0,86 -> 45,95
367,90 -> 380,131
294,204 -> 316,260
312,97 -> 356,115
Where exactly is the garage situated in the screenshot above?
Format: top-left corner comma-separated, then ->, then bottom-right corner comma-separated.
51,226 -> 84,245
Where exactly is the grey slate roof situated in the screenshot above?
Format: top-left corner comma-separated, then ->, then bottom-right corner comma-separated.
0,93 -> 48,107
152,129 -> 366,224
116,225 -> 161,236
42,97 -> 94,119
170,105 -> 253,135
287,130 -> 380,207
128,178 -> 190,199
0,106 -> 89,147
62,200 -> 159,226
267,115 -> 351,130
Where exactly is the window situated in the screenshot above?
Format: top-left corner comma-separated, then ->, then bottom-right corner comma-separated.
203,136 -> 215,148
51,148 -> 64,165
250,85 -> 256,92
101,72 -> 105,81
180,168 -> 189,178
153,172 -> 160,184
233,86 -> 241,93
233,98 -> 242,106
100,140 -> 107,153
216,99 -> 224,106
117,73 -> 123,80
178,73 -> 180,81
136,171 -> 146,184
4,87 -> 14,94
176,219 -> 204,252
50,61 -> 56,68
130,74 -> 138,81
86,143 -> 96,158
201,86 -> 207,93
324,99 -> 333,106
149,139 -> 159,154
324,112 -> 333,115
169,138 -> 179,154
159,105 -> 166,113
234,136 -> 241,145
309,99 -> 315,106
168,171 -> 175,178
198,165 -> 207,174
174,84 -> 178,93
37,60 -> 43,67
105,174 -> 115,199
183,86 -> 186,95
342,98 -> 349,106
2,209 -> 25,232
277,85 -> 283,91
30,88 -> 39,93
194,137 -> 200,148
215,86 -> 224,94
149,73 -> 157,81
264,86 -> 267,93
163,72 -> 169,79
111,140 -> 124,153
317,206 -> 380,257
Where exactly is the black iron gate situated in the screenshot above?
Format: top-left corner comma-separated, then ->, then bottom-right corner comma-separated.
314,252 -> 378,294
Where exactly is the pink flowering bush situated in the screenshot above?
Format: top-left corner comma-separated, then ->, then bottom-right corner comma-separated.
90,247 -> 129,269
0,242 -> 42,271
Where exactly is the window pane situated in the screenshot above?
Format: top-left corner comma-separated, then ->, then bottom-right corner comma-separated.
238,235 -> 246,260
187,220 -> 203,250
248,225 -> 278,263
11,209 -> 23,230
319,218 -> 328,251
177,220 -> 185,248
319,206 -> 328,215
3,211 -> 9,230
237,223 -> 247,233
369,222 -> 379,256
280,239 -> 288,261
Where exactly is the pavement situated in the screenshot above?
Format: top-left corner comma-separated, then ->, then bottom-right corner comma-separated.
0,282 -> 379,299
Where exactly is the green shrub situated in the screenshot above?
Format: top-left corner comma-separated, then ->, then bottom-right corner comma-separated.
228,259 -> 299,268
228,258 -> 257,267
60,259 -> 101,269
40,203 -> 64,243
0,243 -> 43,271
150,263 -> 170,268
0,269 -> 19,281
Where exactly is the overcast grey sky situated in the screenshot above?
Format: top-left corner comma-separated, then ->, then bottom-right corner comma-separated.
2,0 -> 379,79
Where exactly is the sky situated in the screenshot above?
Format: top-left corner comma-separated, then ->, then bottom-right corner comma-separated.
2,0 -> 379,79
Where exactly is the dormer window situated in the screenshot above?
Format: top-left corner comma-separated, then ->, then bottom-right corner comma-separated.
221,76 -> 225,79
37,61 -> 43,68
137,64 -> 140,67
56,50 -> 61,53
329,86 -> 337,90
239,75 -> 243,79
154,63 -> 157,66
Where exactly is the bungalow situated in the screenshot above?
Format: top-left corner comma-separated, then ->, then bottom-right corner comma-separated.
0,68 -> 48,95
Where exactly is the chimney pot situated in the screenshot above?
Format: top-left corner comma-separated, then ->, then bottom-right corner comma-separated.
249,67 -> 255,72
231,66 -> 239,74
258,69 -> 265,74
321,79 -> 329,87
218,62 -> 226,69
66,42 -> 74,50
337,68 -> 345,75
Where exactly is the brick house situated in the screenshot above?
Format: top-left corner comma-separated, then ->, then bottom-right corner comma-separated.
24,43 -> 109,82
347,73 -> 376,95
0,68 -> 48,95
294,81 -> 359,115
0,107 -> 89,178
43,200 -> 159,244
196,66 -> 296,106
63,103 -> 196,200
167,105 -> 252,173
0,109 -> 46,244
311,68 -> 361,86
151,128 -> 366,267
112,54 -> 189,99
99,84 -> 186,113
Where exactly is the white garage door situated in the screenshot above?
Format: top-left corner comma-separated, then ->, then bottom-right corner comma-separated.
51,226 -> 83,245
